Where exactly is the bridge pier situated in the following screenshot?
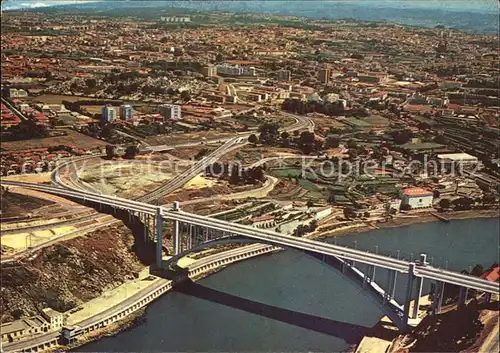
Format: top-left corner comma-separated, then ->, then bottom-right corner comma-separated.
155,207 -> 163,268
403,263 -> 416,327
458,287 -> 468,306
433,281 -> 445,314
173,201 -> 181,256
390,270 -> 398,300
412,276 -> 424,319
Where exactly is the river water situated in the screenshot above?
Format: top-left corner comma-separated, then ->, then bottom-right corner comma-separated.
77,217 -> 499,352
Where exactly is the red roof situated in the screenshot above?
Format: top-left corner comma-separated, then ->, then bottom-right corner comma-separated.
480,266 -> 499,282
403,187 -> 433,197
250,215 -> 275,223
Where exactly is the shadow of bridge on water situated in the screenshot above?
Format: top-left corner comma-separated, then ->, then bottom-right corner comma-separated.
174,279 -> 369,344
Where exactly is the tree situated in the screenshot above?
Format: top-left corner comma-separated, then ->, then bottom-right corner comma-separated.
298,131 -> 316,154
439,198 -> 451,209
347,139 -> 357,149
452,197 -> 474,210
471,264 -> 484,277
248,134 -> 258,145
85,78 -> 97,89
392,130 -> 412,145
180,90 -> 191,102
258,122 -> 280,145
105,145 -> 115,159
325,136 -> 340,148
306,200 -> 314,208
124,145 -> 139,159
482,193 -> 496,205
434,134 -> 448,145
343,206 -> 356,219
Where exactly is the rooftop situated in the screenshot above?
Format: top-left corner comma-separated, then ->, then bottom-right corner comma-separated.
403,187 -> 433,197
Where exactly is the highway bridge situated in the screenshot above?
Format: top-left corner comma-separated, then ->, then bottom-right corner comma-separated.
2,180 -> 498,331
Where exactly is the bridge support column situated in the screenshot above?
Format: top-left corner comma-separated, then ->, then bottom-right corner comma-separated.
458,287 -> 468,306
371,265 -> 376,283
412,276 -> 424,319
433,281 -> 445,314
155,207 -> 163,268
403,263 -> 416,327
484,292 -> 491,304
173,202 -> 181,256
390,270 -> 398,300
143,214 -> 148,243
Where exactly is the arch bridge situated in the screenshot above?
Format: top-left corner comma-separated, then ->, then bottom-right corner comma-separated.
2,181 -> 498,331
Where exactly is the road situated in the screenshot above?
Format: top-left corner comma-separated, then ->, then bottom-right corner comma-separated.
1,96 -> 29,121
1,211 -> 116,264
0,212 -> 102,235
249,155 -> 319,168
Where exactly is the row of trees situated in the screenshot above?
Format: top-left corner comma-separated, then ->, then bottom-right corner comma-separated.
104,145 -> 139,160
438,194 -> 497,210
204,163 -> 265,185
1,119 -> 51,141
282,99 -> 346,116
248,123 -> 324,155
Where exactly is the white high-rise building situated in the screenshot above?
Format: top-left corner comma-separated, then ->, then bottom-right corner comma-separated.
277,70 -> 291,82
101,105 -> 117,123
120,104 -> 134,120
159,104 -> 181,121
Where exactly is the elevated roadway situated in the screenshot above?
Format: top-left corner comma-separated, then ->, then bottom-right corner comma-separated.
1,180 -> 497,295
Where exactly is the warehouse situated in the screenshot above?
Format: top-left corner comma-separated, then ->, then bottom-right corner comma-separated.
401,187 -> 434,209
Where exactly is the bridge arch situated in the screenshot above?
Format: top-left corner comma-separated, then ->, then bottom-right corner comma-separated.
163,236 -> 406,329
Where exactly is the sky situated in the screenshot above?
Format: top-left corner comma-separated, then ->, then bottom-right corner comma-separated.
1,0 -> 100,11
2,0 -> 498,13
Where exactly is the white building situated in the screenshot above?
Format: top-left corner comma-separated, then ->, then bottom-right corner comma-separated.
7,88 -> 28,98
41,308 -> 63,331
201,64 -> 217,77
277,69 -> 291,82
314,206 -> 332,221
101,105 -> 117,123
216,64 -> 256,77
437,153 -> 479,166
159,104 -> 181,121
160,16 -> 191,22
401,188 -> 433,209
120,104 -> 134,120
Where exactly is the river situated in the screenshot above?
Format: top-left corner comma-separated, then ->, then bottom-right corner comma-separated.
76,217 -> 499,352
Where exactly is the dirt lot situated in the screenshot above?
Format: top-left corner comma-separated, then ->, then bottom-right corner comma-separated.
181,199 -> 243,215
221,146 -> 301,165
167,146 -> 216,160
144,131 -> 235,146
2,172 -> 52,184
162,181 -> 254,205
28,94 -> 102,104
1,129 -> 107,151
1,188 -> 54,219
78,160 -> 178,198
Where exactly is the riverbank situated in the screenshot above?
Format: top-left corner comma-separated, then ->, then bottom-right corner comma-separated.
45,244 -> 279,353
309,208 -> 499,241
